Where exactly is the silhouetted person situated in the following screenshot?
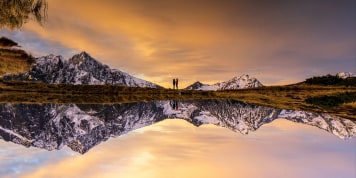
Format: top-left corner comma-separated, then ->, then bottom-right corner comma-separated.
173,78 -> 176,89
170,100 -> 174,108
172,100 -> 176,109
176,78 -> 179,89
175,100 -> 179,110
170,100 -> 179,110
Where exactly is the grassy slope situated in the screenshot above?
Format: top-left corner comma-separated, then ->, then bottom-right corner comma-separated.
0,48 -> 34,76
0,80 -> 355,120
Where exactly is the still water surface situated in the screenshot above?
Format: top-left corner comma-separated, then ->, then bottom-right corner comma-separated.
0,100 -> 355,178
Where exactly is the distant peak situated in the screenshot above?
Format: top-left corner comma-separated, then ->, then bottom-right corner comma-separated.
336,72 -> 353,79
227,74 -> 250,81
239,74 -> 249,78
72,51 -> 91,59
185,81 -> 208,90
69,51 -> 101,65
79,51 -> 90,57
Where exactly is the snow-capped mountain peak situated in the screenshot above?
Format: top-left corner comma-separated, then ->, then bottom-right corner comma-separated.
69,51 -> 96,65
186,74 -> 263,91
337,72 -> 353,79
185,81 -> 208,90
4,52 -> 162,88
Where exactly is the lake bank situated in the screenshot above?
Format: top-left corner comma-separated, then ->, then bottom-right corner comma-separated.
1,80 -> 355,120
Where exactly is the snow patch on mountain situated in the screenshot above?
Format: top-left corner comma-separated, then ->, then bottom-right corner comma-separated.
0,126 -> 31,142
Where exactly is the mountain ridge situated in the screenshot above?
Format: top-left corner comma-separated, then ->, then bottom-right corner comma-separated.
4,51 -> 162,88
186,74 -> 263,90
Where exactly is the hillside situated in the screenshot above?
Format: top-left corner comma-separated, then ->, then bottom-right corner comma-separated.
0,37 -> 34,76
304,74 -> 356,86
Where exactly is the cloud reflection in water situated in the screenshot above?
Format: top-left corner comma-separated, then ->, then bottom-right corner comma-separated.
0,119 -> 354,178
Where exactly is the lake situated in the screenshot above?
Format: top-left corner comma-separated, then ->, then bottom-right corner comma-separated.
0,100 -> 355,178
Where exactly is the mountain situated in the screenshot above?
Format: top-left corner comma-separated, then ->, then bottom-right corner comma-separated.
185,81 -> 208,90
304,73 -> 356,86
336,72 -> 354,79
4,52 -> 161,88
186,74 -> 263,90
0,100 -> 354,154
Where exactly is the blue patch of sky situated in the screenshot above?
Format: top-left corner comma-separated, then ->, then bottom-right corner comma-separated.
1,29 -> 78,59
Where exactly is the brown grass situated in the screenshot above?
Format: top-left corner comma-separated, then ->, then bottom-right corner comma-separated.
215,85 -> 356,120
0,80 -> 355,120
0,48 -> 34,75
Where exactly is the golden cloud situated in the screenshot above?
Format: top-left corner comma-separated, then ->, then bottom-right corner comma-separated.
12,0 -> 355,87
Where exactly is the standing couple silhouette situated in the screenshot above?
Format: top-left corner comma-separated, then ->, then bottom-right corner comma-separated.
172,78 -> 179,89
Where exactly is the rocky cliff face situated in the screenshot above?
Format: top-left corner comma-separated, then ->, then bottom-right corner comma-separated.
186,74 -> 263,90
0,100 -> 354,154
4,52 -> 161,88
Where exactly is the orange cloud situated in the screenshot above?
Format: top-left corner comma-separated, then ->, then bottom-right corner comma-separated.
8,0 -> 354,87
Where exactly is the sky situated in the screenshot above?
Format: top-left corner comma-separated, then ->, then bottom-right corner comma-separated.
1,0 -> 355,87
1,119 -> 355,178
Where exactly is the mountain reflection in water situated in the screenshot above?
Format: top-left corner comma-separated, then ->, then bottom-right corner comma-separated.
0,100 -> 354,154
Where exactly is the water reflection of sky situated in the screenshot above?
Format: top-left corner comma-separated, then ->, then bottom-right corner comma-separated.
0,119 -> 355,178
